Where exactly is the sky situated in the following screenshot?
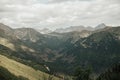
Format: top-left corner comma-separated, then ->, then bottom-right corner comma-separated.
0,0 -> 120,30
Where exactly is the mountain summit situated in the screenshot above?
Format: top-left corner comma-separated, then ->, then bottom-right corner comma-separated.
95,23 -> 106,30
0,23 -> 13,35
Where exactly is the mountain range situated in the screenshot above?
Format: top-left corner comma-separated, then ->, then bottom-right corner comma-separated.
0,23 -> 120,78
37,23 -> 106,34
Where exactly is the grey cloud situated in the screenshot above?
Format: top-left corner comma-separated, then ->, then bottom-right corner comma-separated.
0,0 -> 120,29
48,0 -> 93,3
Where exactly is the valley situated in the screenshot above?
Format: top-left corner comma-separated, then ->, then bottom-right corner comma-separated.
0,23 -> 120,80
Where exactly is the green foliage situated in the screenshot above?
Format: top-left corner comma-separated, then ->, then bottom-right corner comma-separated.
97,64 -> 120,80
73,67 -> 92,80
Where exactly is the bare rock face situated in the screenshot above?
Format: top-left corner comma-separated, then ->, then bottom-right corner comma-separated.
95,23 -> 106,30
14,28 -> 43,42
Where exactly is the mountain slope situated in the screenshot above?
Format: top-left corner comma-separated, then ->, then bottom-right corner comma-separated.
59,27 -> 120,73
0,23 -> 13,35
97,64 -> 120,80
0,54 -> 59,80
14,28 -> 44,42
95,23 -> 106,30
0,66 -> 29,80
0,23 -> 120,75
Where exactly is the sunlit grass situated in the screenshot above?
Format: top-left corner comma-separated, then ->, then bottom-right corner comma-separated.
0,54 -> 60,80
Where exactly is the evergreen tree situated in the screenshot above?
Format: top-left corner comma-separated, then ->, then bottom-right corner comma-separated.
73,67 -> 92,80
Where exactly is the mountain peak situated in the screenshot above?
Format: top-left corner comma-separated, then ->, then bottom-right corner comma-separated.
0,23 -> 12,30
95,23 -> 106,30
0,23 -> 13,35
37,28 -> 52,34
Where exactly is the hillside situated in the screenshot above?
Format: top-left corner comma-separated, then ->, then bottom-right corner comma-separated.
0,54 -> 59,80
97,64 -> 120,80
0,23 -> 120,75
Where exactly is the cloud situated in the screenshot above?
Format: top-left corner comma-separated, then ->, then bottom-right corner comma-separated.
48,0 -> 93,3
0,0 -> 120,30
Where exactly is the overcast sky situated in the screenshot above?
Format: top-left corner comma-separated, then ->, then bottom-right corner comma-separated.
0,0 -> 120,30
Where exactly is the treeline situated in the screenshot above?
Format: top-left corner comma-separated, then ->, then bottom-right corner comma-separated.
97,64 -> 120,80
72,64 -> 120,80
0,63 -> 120,80
54,63 -> 120,80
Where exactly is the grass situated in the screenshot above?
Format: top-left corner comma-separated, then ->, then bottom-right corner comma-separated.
0,54 -> 60,80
